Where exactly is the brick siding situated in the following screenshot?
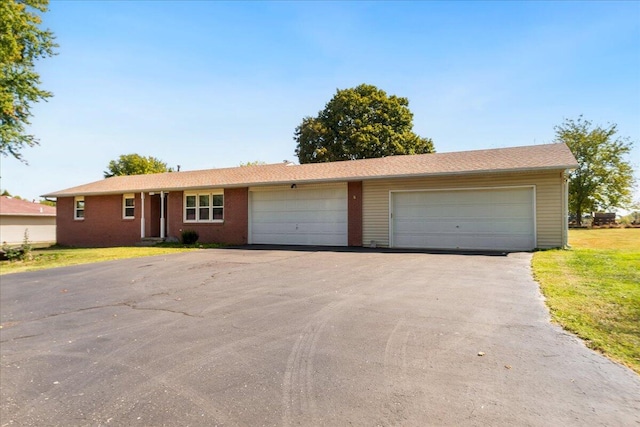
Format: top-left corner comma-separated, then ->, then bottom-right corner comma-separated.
56,195 -> 141,247
56,188 -> 250,247
348,181 -> 363,246
166,188 -> 248,245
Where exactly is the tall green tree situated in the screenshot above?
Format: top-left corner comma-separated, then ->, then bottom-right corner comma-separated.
1,0 -> 57,162
104,154 -> 172,178
555,116 -> 635,226
294,84 -> 434,164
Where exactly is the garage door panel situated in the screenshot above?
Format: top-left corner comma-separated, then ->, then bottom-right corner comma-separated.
495,205 -> 530,217
395,216 -> 531,232
394,231 -> 533,250
251,227 -> 347,243
392,188 -> 535,251
255,210 -> 345,224
476,234 -> 532,249
251,224 -> 347,236
250,186 -> 348,246
252,231 -> 347,246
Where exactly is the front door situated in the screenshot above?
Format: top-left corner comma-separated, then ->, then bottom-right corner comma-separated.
147,193 -> 168,238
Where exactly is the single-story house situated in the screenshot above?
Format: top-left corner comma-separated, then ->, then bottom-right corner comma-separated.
0,196 -> 56,246
42,143 -> 578,251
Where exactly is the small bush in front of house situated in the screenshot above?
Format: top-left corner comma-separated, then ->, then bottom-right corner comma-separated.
1,243 -> 23,261
1,231 -> 33,262
181,230 -> 199,245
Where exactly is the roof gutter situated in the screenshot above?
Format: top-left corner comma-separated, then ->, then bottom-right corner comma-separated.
0,213 -> 57,217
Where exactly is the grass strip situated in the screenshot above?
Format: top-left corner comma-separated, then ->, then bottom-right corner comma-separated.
0,245 -> 205,275
532,229 -> 640,374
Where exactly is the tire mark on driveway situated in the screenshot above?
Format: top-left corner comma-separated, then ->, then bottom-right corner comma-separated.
282,300 -> 347,427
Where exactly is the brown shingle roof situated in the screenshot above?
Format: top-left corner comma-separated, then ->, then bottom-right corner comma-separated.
43,143 -> 577,197
0,196 -> 56,216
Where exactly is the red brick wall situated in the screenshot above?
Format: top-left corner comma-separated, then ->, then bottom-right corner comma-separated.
348,181 -> 363,246
166,188 -> 248,245
57,189 -> 250,247
56,195 -> 141,247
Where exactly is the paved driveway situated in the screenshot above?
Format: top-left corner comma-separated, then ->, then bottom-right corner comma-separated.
1,249 -> 639,426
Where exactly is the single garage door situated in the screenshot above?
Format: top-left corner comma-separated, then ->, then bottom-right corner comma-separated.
391,187 -> 535,251
250,185 -> 348,246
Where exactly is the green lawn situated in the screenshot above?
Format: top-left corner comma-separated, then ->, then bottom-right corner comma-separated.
0,245 -> 203,275
532,229 -> 640,374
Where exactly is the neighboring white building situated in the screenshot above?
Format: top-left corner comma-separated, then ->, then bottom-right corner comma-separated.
0,196 -> 56,246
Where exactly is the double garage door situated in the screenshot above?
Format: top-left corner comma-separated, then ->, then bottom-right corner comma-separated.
250,185 -> 348,246
391,187 -> 535,251
249,185 -> 535,251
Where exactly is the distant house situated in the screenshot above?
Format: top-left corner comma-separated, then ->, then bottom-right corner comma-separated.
0,196 -> 56,246
43,143 -> 578,251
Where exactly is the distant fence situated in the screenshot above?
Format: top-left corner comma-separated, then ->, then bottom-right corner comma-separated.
592,212 -> 616,226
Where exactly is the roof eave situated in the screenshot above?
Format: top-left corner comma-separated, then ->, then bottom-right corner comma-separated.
42,164 -> 577,197
245,165 -> 578,187
0,213 -> 56,217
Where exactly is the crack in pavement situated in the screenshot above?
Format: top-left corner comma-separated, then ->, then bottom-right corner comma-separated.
15,301 -> 202,324
0,333 -> 44,343
121,302 -> 202,318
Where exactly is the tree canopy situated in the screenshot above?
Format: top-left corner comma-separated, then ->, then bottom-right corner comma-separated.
294,84 -> 434,164
0,189 -> 54,205
1,0 -> 57,162
104,154 -> 172,178
555,116 -> 635,225
239,160 -> 267,167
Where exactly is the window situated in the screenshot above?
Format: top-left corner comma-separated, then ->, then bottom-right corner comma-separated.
184,191 -> 224,222
123,194 -> 135,219
74,196 -> 85,220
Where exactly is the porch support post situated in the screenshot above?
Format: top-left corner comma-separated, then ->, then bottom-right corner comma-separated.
140,192 -> 146,239
160,191 -> 166,239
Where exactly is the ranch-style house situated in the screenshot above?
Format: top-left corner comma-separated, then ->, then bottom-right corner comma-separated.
43,143 -> 578,251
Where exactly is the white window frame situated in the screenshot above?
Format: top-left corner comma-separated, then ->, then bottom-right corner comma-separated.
123,193 -> 135,219
74,196 -> 85,220
184,190 -> 224,223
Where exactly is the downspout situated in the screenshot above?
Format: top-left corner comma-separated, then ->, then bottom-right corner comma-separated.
160,191 -> 165,239
140,192 -> 146,239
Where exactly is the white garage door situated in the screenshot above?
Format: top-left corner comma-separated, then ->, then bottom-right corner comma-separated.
250,185 -> 348,246
392,187 -> 535,251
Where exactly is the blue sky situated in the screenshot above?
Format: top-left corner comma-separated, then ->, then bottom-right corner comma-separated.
2,1 -> 639,203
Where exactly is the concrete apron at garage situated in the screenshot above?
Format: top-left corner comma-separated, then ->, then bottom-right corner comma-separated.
1,249 -> 639,426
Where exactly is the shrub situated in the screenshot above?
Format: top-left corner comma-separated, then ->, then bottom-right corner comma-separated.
1,230 -> 33,262
181,230 -> 199,245
1,244 -> 23,261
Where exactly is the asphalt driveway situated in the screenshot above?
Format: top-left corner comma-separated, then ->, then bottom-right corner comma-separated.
1,249 -> 639,426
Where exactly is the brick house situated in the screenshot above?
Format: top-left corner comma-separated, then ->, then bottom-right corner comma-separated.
43,143 -> 578,251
